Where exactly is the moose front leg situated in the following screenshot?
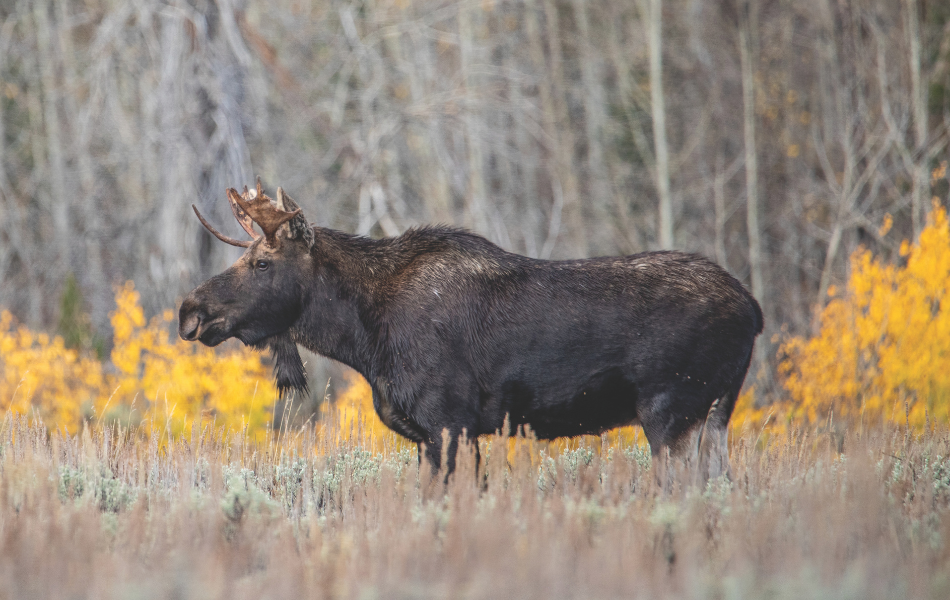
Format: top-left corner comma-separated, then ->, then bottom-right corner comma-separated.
419,429 -> 454,475
419,426 -> 479,482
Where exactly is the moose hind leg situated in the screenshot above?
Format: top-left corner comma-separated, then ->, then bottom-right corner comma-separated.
638,389 -> 707,492
698,395 -> 734,483
697,347 -> 751,484
698,421 -> 730,482
639,367 -> 746,489
644,427 -> 706,493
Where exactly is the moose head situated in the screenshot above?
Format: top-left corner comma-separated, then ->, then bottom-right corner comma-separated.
179,179 -> 314,395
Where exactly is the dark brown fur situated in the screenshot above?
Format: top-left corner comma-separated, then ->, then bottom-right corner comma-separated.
180,190 -> 763,479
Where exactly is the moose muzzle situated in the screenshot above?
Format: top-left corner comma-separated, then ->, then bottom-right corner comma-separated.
178,295 -> 205,342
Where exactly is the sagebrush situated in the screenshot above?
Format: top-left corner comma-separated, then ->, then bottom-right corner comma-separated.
1,412 -> 949,599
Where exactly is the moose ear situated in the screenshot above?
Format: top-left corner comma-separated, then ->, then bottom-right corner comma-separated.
275,187 -> 315,249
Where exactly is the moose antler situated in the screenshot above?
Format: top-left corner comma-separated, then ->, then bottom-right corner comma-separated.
193,178 -> 311,249
192,205 -> 252,248
227,179 -> 301,248
228,185 -> 260,240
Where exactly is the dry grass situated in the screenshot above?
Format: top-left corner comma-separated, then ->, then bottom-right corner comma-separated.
1,411 -> 949,600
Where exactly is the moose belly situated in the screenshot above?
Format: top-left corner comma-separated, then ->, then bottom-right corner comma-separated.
498,368 -> 640,439
372,377 -> 427,443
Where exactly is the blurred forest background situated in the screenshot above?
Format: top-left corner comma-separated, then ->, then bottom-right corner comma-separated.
1,0 -> 950,390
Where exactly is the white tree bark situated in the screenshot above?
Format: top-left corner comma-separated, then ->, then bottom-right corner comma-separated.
457,4 -> 488,234
32,0 -> 70,282
906,0 -> 928,238
542,0 -> 582,255
571,0 -> 612,253
645,0 -> 673,249
739,2 -> 764,310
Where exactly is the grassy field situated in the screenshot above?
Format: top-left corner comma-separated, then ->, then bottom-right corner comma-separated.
1,411 -> 948,600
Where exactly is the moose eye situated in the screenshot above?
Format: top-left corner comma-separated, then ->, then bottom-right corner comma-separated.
255,260 -> 270,271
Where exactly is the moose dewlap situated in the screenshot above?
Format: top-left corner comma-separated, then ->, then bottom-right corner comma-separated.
179,181 -> 763,481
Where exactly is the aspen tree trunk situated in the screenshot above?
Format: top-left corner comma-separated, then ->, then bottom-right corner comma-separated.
713,154 -> 729,270
156,8 -> 204,297
32,0 -> 70,282
20,0 -> 54,325
738,3 -> 763,309
525,0 -> 575,258
647,0 -> 673,249
541,0 -> 582,255
0,62 -> 17,310
56,0 -> 105,312
571,0 -> 612,253
402,14 -> 452,223
906,0 -> 928,238
606,5 -> 651,252
458,4 -> 489,234
507,48 -> 541,256
739,0 -> 767,381
0,19 -> 14,295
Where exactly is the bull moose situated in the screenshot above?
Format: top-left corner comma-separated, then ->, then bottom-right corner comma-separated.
179,181 -> 763,482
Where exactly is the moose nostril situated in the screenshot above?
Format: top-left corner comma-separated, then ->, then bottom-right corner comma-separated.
180,316 -> 201,341
178,308 -> 203,341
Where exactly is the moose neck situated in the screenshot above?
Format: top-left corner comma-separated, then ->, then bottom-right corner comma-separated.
290,227 -> 409,380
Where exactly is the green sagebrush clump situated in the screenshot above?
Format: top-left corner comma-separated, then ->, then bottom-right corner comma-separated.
221,465 -> 280,524
216,445 -> 420,520
57,464 -> 136,513
880,450 -> 950,503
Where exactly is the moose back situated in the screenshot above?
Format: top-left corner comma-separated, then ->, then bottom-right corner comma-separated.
179,182 -> 763,479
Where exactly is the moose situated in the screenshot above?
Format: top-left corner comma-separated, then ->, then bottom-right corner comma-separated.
179,181 -> 763,482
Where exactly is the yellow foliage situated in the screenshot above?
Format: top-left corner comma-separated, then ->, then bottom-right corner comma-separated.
730,386 -> 772,435
1,282 -> 277,436
757,201 -> 950,432
0,311 -> 104,430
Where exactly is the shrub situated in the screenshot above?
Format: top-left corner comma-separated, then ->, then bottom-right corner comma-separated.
1,282 -> 278,436
769,200 -> 950,431
0,310 -> 105,429
107,282 -> 277,435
